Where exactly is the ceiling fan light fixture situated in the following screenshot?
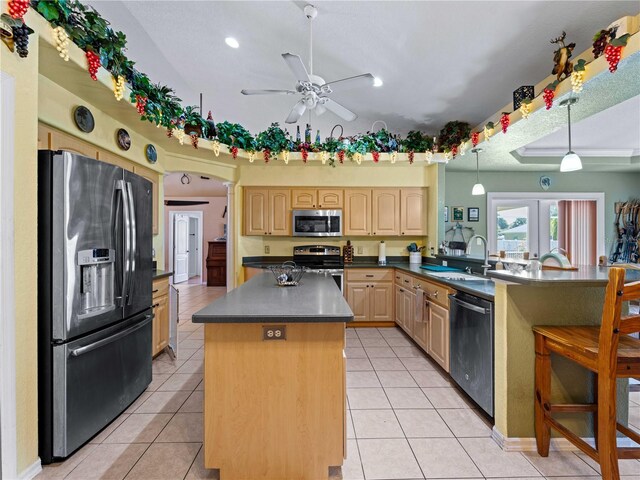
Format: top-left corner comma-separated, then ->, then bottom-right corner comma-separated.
225,37 -> 239,49
373,77 -> 383,87
560,151 -> 582,172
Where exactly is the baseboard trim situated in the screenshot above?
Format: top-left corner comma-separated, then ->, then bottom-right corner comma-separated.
18,459 -> 42,480
492,426 -> 585,452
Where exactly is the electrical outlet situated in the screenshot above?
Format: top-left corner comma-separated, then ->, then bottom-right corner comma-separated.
263,325 -> 286,341
357,246 -> 363,254
442,260 -> 448,267
264,245 -> 270,254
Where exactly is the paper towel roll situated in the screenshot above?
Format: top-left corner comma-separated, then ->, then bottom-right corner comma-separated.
378,241 -> 386,265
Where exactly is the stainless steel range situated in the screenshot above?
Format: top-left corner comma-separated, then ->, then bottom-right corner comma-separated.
293,245 -> 344,292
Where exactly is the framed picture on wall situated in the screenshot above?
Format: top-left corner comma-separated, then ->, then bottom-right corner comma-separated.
444,206 -> 449,222
452,206 -> 464,222
468,207 -> 480,222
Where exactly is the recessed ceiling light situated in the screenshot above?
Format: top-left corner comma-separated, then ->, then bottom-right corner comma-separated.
225,37 -> 239,49
373,77 -> 383,87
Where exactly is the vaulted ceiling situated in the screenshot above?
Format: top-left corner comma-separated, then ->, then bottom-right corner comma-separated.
86,1 -> 640,171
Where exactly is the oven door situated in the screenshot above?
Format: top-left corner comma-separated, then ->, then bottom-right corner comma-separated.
292,210 -> 342,237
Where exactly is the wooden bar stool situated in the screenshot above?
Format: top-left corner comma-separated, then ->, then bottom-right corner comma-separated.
533,267 -> 640,480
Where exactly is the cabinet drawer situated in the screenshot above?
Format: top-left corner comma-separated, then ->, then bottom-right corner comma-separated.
152,278 -> 169,300
394,270 -> 410,286
346,269 -> 393,282
422,282 -> 451,308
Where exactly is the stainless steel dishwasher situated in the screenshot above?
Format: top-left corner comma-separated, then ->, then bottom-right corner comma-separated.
449,292 -> 494,417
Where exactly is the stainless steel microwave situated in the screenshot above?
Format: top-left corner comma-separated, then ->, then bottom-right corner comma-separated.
292,210 -> 342,237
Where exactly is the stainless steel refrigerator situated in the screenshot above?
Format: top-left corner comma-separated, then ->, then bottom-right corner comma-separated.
38,150 -> 153,463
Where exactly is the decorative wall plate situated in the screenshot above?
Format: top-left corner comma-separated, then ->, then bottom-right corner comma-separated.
117,128 -> 131,151
145,144 -> 157,164
73,106 -> 95,133
539,175 -> 551,191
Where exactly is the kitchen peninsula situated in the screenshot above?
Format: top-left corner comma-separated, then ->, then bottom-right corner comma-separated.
192,272 -> 353,480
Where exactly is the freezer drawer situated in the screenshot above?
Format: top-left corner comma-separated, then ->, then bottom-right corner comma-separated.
449,293 -> 494,417
49,311 -> 152,460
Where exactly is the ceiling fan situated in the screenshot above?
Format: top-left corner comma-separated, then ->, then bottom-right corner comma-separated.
240,4 -> 375,124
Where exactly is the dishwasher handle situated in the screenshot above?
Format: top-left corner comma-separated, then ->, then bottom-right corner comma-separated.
449,294 -> 488,314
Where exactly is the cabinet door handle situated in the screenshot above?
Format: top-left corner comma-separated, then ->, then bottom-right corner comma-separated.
399,288 -> 405,293
402,232 -> 405,235
153,302 -> 160,308
404,279 -> 410,283
318,204 -> 322,207
152,289 -> 159,293
366,274 -> 374,278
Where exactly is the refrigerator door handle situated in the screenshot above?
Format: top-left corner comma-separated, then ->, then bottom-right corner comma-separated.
126,182 -> 136,305
114,183 -> 124,306
69,314 -> 152,357
119,179 -> 132,305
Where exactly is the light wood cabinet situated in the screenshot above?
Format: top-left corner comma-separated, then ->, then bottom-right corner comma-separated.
394,283 -> 415,337
152,277 -> 170,357
317,189 -> 343,209
344,189 -> 371,236
413,296 -> 429,351
291,188 -> 343,209
291,188 -> 317,209
400,188 -> 427,236
244,188 -> 291,236
372,188 -> 400,236
345,268 -> 393,326
132,164 -> 159,235
427,301 -> 449,371
48,127 -> 100,159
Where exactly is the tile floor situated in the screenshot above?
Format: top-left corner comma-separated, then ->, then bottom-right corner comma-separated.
36,285 -> 640,480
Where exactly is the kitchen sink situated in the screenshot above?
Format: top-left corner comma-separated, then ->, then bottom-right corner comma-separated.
426,272 -> 490,282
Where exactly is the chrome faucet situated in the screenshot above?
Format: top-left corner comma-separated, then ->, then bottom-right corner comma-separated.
467,235 -> 491,276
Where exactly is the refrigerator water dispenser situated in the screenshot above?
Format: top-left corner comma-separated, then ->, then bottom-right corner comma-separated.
78,248 -> 115,315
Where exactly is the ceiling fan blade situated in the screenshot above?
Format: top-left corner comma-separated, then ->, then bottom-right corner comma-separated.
324,73 -> 374,93
282,53 -> 310,82
285,99 -> 307,124
323,99 -> 357,121
241,89 -> 297,95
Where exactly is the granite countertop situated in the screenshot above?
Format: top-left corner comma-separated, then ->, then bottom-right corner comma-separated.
488,265 -> 640,286
152,269 -> 173,280
242,257 -> 495,301
192,272 -> 354,323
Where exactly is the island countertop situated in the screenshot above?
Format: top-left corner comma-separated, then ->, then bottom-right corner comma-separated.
488,265 -> 640,286
192,272 -> 354,323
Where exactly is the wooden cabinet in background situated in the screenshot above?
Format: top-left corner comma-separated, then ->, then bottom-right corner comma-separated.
243,266 -> 265,283
48,127 -> 99,159
345,269 -> 393,327
372,188 -> 400,236
344,189 -> 371,236
152,277 -> 170,357
206,241 -> 226,287
400,188 -> 427,236
292,188 -> 343,209
244,188 -> 291,236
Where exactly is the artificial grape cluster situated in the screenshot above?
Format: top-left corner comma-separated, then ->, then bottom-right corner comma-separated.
471,132 -> 479,147
190,134 -> 199,149
263,149 -> 270,163
135,94 -> 147,115
175,129 -> 185,145
86,51 -> 100,80
592,29 -> 610,58
8,0 -> 29,19
543,88 -> 555,110
570,70 -> 584,93
407,151 -> 414,164
113,75 -> 125,101
500,113 -> 510,134
53,26 -> 70,61
12,24 -> 30,58
451,144 -> 458,157
301,148 -> 308,163
166,128 -> 173,138
337,150 -> 345,164
519,102 -> 531,119
230,146 -> 238,159
372,151 -> 380,163
604,44 -> 623,72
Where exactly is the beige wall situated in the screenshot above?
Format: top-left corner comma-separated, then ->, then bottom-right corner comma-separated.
1,5 -> 39,473
164,196 -> 227,283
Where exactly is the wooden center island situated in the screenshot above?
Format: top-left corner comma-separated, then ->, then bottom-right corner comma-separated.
192,272 -> 353,480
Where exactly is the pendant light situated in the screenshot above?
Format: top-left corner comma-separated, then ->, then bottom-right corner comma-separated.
471,147 -> 485,195
559,97 -> 582,172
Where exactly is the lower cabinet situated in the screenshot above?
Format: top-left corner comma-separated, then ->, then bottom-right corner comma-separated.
152,277 -> 170,357
394,270 -> 453,372
345,269 -> 393,326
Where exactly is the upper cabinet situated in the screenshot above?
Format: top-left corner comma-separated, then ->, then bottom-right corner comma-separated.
400,188 -> 427,236
292,188 -> 343,209
372,188 -> 400,236
344,189 -> 371,236
244,187 -> 291,236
